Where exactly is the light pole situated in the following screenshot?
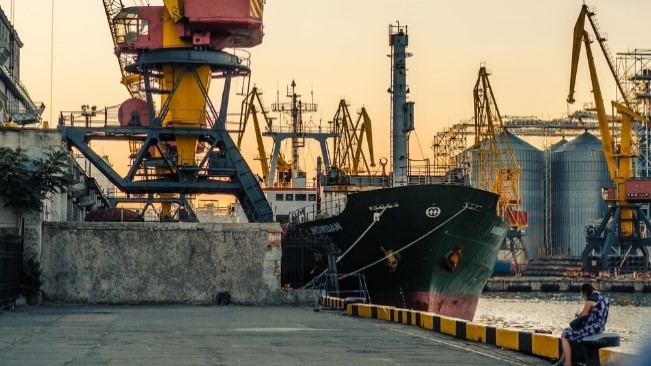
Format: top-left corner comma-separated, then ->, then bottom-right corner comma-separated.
81,104 -> 97,127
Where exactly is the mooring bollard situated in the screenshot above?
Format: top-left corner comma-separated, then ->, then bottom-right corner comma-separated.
579,333 -> 620,366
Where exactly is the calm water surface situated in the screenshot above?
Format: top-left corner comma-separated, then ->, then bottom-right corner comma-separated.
475,292 -> 651,354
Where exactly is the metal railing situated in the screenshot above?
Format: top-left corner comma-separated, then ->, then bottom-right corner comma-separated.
289,197 -> 348,224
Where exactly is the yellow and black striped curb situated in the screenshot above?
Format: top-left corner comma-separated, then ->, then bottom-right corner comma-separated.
320,296 -> 345,309
336,301 -> 631,365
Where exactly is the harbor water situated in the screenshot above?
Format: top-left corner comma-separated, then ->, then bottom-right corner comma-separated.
475,292 -> 651,354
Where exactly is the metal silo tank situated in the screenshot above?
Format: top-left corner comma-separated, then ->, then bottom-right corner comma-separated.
497,131 -> 544,260
551,132 -> 610,257
543,138 -> 567,254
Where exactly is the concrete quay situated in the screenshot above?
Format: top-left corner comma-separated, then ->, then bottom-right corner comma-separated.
485,276 -> 651,293
343,302 -> 636,366
0,304 -> 553,366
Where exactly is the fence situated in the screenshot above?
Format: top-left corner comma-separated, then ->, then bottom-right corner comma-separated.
0,237 -> 22,306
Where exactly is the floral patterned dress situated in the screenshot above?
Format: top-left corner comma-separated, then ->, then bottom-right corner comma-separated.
562,292 -> 609,342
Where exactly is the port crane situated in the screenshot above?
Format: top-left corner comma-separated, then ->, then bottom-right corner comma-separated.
431,124 -> 468,177
237,86 -> 273,182
236,82 -> 336,189
101,0 -> 147,98
58,0 -> 272,222
330,100 -> 375,175
473,65 -> 528,273
568,4 -> 650,272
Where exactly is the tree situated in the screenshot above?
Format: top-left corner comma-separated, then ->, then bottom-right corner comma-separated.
0,147 -> 75,219
0,147 -> 75,305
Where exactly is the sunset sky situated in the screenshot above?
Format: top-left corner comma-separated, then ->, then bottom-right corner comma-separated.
2,0 -> 651,176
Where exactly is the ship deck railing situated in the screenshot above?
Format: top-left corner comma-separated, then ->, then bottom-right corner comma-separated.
288,196 -> 348,224
290,173 -> 471,225
57,104 -> 247,133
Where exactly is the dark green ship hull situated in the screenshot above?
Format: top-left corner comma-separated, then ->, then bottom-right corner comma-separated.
281,184 -> 508,321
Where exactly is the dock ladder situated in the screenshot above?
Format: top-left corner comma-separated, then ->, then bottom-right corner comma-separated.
314,244 -> 371,310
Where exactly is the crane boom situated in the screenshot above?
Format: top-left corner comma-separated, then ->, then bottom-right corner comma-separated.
566,4 -> 651,274
238,87 -> 272,180
331,101 -> 375,174
473,65 -> 528,272
353,107 -> 375,173
567,5 -> 587,105
568,5 -> 629,107
102,0 -> 144,98
567,4 -> 648,239
473,66 -> 524,225
573,29 -> 617,180
567,5 -> 647,200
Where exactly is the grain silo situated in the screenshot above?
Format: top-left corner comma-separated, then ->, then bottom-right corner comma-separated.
543,138 -> 567,254
496,131 -> 544,259
470,131 -> 544,261
551,132 -> 610,257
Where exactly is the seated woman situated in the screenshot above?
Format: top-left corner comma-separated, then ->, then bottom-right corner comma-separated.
555,283 -> 610,366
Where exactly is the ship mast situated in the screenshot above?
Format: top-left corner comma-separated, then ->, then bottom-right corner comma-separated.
289,81 -> 303,181
266,81 -> 335,188
388,23 -> 415,187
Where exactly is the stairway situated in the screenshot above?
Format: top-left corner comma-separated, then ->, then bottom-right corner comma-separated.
523,256 -> 583,277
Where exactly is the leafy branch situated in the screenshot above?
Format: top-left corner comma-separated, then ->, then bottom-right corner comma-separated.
0,147 -> 75,217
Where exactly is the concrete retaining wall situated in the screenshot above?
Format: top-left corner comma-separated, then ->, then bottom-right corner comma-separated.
41,222 -> 314,305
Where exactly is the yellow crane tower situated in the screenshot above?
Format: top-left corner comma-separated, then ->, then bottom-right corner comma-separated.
330,100 -> 375,175
237,86 -> 273,182
568,4 -> 650,273
236,86 -> 295,186
81,0 -> 272,223
473,65 -> 528,273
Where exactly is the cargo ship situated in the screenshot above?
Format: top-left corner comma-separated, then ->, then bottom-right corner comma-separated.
279,24 -> 509,321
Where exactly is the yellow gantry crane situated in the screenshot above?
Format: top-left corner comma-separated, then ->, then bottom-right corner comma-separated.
568,4 -> 650,273
568,4 -> 644,210
237,86 -> 273,181
330,100 -> 375,175
473,65 -> 528,272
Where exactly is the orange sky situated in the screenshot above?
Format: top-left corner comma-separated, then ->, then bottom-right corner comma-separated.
3,0 -> 651,178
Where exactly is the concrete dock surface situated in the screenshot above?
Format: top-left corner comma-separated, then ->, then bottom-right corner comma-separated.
0,305 -> 553,365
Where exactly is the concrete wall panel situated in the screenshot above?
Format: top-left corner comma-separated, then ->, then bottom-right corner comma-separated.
40,222 -> 303,305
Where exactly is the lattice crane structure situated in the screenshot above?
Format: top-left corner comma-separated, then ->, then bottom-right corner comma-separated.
616,49 -> 651,178
473,65 -> 528,273
431,124 -> 467,178
58,0 -> 272,222
330,100 -> 375,175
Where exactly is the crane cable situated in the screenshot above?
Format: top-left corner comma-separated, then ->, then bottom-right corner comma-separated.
50,0 -> 54,126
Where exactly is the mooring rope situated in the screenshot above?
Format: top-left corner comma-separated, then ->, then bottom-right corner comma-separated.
336,206 -> 388,263
338,205 -> 469,280
302,206 -> 389,289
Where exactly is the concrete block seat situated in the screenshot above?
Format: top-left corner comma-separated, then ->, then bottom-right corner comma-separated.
572,333 -> 620,366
